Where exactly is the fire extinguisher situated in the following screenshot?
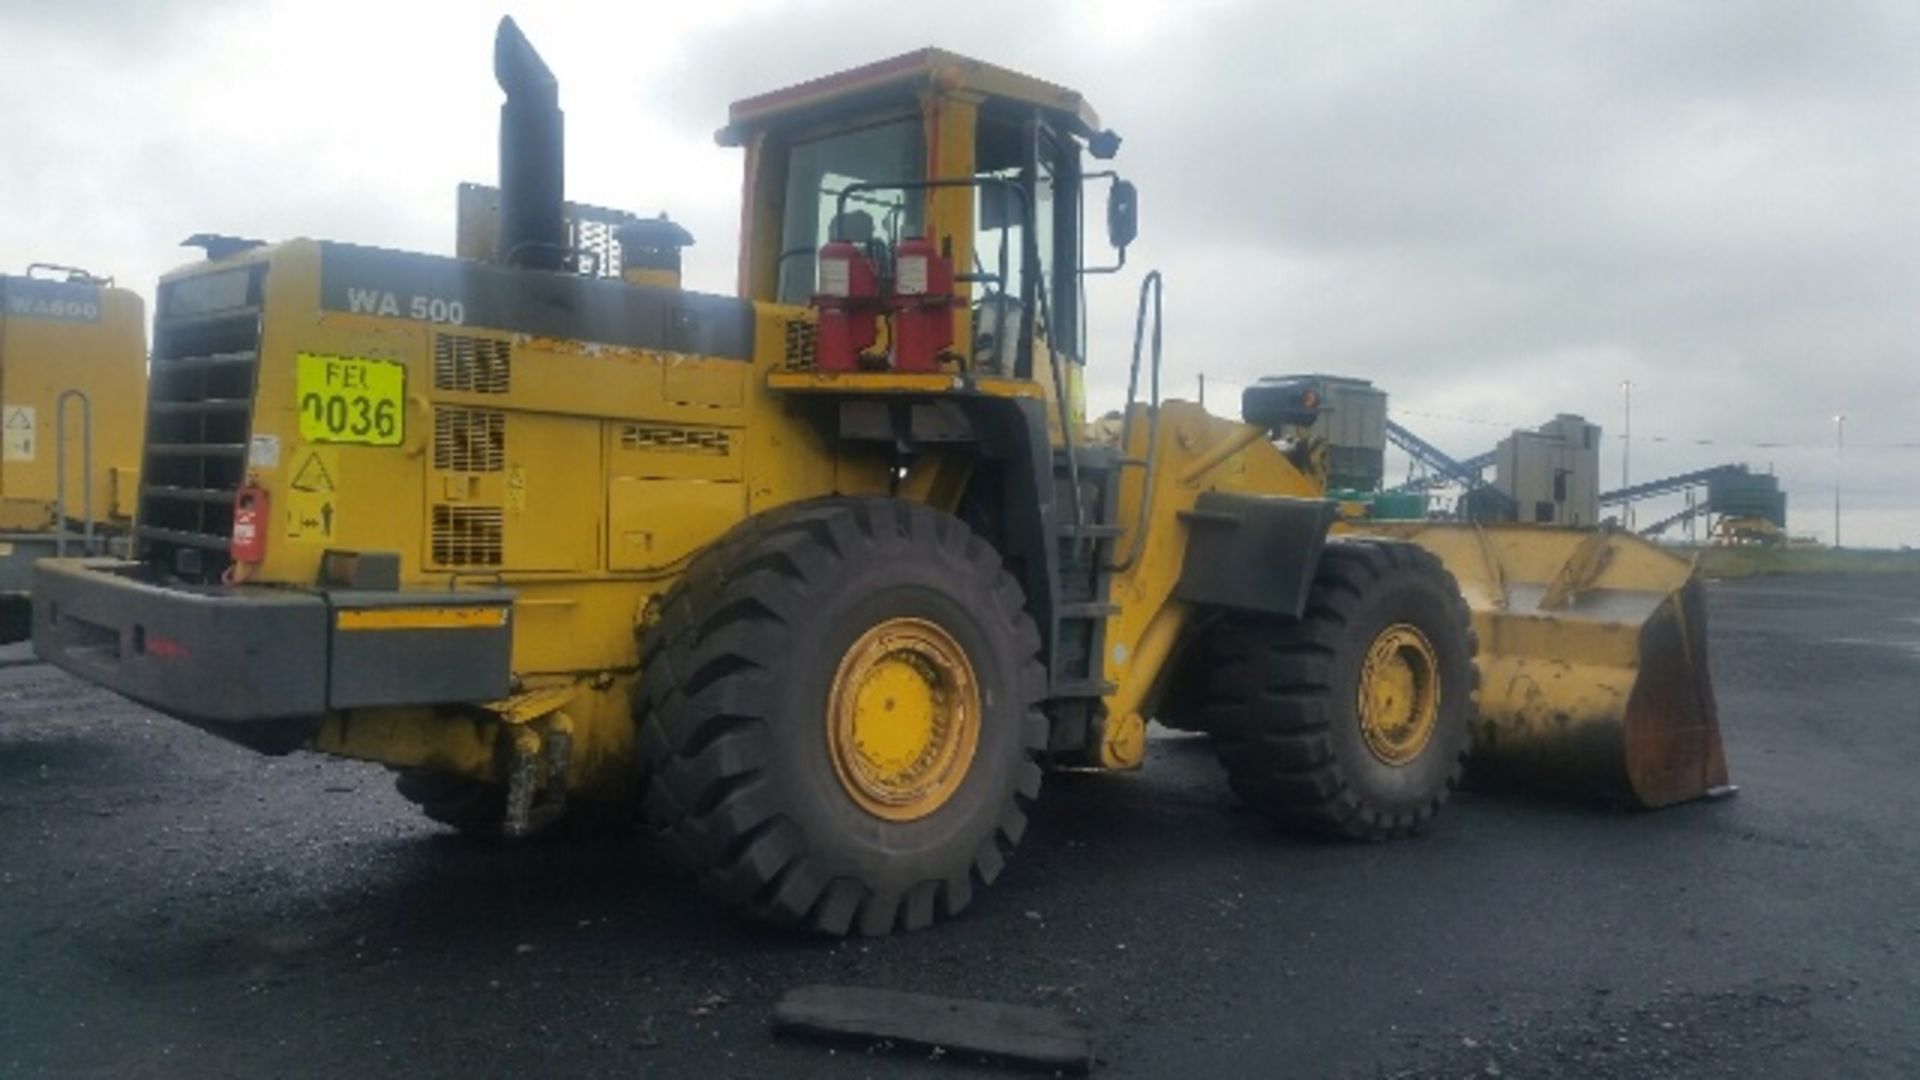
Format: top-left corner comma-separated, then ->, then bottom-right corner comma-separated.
231,484 -> 269,566
887,235 -> 956,373
812,239 -> 882,373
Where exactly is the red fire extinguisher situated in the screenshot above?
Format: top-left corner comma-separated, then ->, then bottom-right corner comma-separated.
231,484 -> 269,565
887,235 -> 956,373
813,239 -> 882,373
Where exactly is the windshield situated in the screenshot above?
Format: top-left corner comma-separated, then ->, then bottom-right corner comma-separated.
776,120 -> 926,304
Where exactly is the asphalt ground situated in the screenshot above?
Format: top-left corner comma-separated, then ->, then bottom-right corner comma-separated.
2,573 -> 1917,1078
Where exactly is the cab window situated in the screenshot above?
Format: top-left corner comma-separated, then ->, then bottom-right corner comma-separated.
972,116 -> 1079,374
776,119 -> 926,304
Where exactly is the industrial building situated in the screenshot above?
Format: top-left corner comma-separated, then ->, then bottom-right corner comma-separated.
1490,414 -> 1602,526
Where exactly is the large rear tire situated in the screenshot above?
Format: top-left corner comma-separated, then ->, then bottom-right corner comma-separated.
636,497 -> 1047,936
1204,538 -> 1476,840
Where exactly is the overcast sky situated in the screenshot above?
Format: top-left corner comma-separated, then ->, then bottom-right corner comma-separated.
4,0 -> 1915,544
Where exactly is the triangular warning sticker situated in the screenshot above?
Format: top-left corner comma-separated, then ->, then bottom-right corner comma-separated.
4,408 -> 31,429
291,450 -> 336,493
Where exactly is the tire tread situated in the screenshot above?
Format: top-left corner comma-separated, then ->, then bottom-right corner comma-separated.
635,496 -> 1046,934
1209,538 -> 1478,840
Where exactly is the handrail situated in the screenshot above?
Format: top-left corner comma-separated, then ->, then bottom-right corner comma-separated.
54,388 -> 94,557
1026,210 -> 1085,538
1110,271 -> 1163,573
27,263 -> 109,286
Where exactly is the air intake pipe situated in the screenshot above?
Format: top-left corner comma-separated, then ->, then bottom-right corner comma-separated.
495,17 -> 567,270
616,215 -> 696,289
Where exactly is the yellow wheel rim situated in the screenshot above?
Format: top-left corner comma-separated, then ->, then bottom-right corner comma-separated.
1357,623 -> 1441,767
827,617 -> 980,822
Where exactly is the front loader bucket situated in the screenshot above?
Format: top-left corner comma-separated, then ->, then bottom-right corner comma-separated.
1366,524 -> 1728,809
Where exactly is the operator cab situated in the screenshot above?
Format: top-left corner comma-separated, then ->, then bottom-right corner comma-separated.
720,49 -> 1135,400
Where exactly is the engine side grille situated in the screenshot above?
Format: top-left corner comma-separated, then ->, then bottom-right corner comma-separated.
433,408 -> 506,473
431,505 -> 503,567
618,425 -> 730,456
137,272 -> 266,582
571,217 -> 626,279
433,333 -> 511,394
782,316 -> 816,371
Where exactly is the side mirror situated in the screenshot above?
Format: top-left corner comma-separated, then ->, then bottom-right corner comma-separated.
1107,180 -> 1139,251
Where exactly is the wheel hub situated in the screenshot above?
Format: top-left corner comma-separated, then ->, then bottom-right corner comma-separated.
1357,623 -> 1441,766
827,617 -> 980,821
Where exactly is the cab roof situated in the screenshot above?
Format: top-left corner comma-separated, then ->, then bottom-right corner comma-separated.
718,47 -> 1104,146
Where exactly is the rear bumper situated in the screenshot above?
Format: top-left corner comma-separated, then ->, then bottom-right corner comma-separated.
32,560 -> 514,741
33,559 -> 329,724
5,531 -> 132,645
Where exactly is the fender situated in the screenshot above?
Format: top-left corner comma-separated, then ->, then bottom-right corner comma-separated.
1174,491 -> 1338,618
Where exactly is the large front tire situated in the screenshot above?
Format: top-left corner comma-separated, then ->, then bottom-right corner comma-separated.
1204,539 -> 1476,840
636,497 -> 1047,936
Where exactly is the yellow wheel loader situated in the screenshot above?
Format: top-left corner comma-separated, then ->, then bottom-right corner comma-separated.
33,20 -> 1727,935
1,265 -> 146,644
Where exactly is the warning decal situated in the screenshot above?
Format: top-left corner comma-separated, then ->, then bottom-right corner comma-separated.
286,445 -> 339,544
3,405 -> 36,462
505,466 -> 527,512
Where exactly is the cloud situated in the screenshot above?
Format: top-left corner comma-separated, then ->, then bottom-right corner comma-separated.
4,0 -> 1914,544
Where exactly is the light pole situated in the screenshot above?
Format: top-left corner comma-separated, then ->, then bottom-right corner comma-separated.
1621,379 -> 1634,529
1834,413 -> 1846,548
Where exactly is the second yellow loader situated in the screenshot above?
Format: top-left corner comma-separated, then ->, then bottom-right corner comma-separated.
1,264 -> 145,644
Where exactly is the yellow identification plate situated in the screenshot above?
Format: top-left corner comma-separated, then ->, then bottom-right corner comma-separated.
296,353 -> 405,446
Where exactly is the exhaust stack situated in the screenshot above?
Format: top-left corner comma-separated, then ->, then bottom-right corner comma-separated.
494,17 -> 567,270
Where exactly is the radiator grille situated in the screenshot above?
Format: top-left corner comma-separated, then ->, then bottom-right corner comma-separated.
455,183 -> 638,278
783,317 -> 816,371
431,506 -> 503,567
434,408 -> 505,473
433,333 -> 511,394
572,217 -> 627,278
136,267 -> 266,582
619,425 -> 731,456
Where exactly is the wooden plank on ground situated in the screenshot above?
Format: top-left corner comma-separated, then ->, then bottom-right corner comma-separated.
772,984 -> 1096,1074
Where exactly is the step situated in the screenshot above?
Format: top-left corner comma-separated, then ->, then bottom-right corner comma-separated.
1056,523 -> 1123,539
1050,678 -> 1117,698
1056,602 -> 1120,619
